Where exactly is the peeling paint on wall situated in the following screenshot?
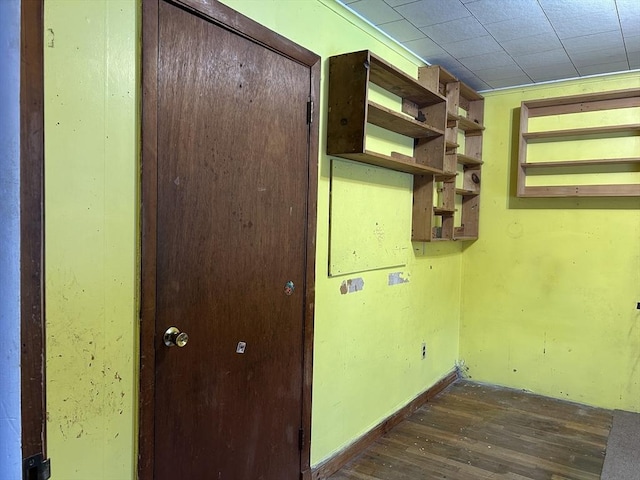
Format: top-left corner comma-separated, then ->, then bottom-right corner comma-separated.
339,277 -> 364,295
388,272 -> 409,285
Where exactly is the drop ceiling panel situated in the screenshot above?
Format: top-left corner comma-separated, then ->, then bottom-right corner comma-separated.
501,34 -> 564,57
342,0 -> 640,90
394,0 -> 471,27
378,19 -> 426,42
420,17 -> 488,44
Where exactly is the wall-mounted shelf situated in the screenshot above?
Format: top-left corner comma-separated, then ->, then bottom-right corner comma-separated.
517,89 -> 640,198
327,50 -> 448,242
326,52 -> 485,243
420,65 -> 485,241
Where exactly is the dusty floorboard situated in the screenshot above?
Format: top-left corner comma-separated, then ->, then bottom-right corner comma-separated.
328,380 -> 613,480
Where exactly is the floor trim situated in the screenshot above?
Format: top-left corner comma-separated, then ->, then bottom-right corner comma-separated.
311,369 -> 459,479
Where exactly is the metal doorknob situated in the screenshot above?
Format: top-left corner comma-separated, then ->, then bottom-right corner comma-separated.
164,326 -> 189,347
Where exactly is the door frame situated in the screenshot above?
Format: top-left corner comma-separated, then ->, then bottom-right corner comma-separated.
138,1 -> 320,478
21,0 -> 47,466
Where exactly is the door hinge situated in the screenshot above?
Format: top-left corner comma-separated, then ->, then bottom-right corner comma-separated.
298,428 -> 305,450
306,99 -> 313,125
23,454 -> 51,480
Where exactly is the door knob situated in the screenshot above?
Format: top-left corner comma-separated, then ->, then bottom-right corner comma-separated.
164,326 -> 189,347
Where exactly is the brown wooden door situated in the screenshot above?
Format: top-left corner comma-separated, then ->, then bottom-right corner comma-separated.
149,2 -> 315,478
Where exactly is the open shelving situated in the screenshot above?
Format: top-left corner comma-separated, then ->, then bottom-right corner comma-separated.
517,88 -> 640,197
326,51 -> 486,243
419,65 -> 485,241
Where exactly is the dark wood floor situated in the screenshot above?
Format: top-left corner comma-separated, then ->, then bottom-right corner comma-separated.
328,380 -> 613,480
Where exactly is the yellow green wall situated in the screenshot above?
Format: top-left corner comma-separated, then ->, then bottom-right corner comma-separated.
44,1 -> 139,478
44,1 -> 639,478
460,72 -> 640,412
44,0 -> 461,478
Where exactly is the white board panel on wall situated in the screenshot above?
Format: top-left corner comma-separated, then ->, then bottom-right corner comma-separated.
329,159 -> 412,276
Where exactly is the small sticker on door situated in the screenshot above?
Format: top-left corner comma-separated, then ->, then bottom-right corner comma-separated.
284,281 -> 295,296
236,342 -> 246,354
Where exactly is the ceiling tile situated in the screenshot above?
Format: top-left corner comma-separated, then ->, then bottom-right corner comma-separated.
464,0 -> 542,25
568,47 -> 628,68
514,48 -> 572,69
486,75 -> 535,89
620,14 -> 640,37
455,73 -> 491,91
419,16 -> 488,44
549,12 -> 620,39
474,64 -> 529,81
539,0 -> 616,23
383,0 -> 419,6
501,33 -> 564,57
459,51 -> 517,70
348,0 -> 402,25
577,61 -> 631,76
483,13 -> 554,42
378,19 -> 426,42
442,35 -> 503,59
562,30 -> 624,53
525,63 -> 579,82
395,0 -> 471,28
402,36 -> 448,58
626,35 -> 640,54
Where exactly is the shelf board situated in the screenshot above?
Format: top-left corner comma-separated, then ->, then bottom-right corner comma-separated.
368,52 -> 446,107
434,207 -> 456,215
333,150 -> 445,176
522,123 -> 640,142
435,172 -> 457,181
447,111 -> 459,121
521,157 -> 640,169
367,101 -> 444,138
456,115 -> 485,133
456,188 -> 479,196
457,153 -> 483,166
445,141 -> 459,150
520,184 -> 640,197
453,235 -> 478,241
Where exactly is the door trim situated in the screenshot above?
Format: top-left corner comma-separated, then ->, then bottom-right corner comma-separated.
139,1 -> 320,478
21,0 -> 47,462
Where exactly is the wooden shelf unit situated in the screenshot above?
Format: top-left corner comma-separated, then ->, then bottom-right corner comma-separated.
326,52 -> 486,243
327,50 -> 448,242
419,65 -> 485,241
517,88 -> 640,197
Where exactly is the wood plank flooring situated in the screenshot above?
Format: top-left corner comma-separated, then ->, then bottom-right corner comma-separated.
328,380 -> 613,480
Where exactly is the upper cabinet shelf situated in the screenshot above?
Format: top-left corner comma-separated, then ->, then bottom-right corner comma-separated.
327,50 -> 447,178
517,88 -> 640,197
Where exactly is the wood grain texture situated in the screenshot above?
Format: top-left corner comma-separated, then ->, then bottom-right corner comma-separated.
139,1 -> 159,479
313,371 -> 458,480
328,380 -> 612,480
140,1 -> 320,478
20,0 -> 46,460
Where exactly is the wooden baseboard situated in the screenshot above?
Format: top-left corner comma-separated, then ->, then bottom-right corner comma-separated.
311,369 -> 459,480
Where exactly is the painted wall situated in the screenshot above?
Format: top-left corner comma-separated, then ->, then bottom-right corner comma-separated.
460,72 -> 640,412
43,0 -> 461,477
44,1 -> 139,479
0,0 -> 23,478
